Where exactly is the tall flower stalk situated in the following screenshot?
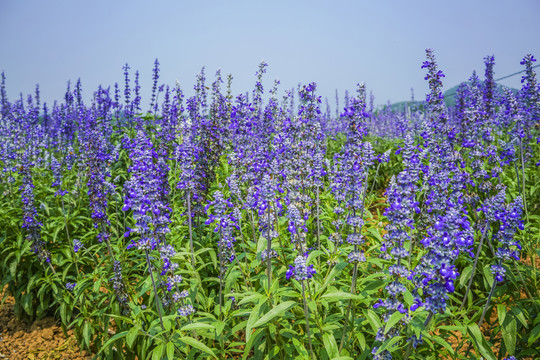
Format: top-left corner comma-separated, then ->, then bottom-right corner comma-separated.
286,254 -> 316,359
123,129 -> 173,330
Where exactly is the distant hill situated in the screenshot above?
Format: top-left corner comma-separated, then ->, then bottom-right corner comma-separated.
383,82 -> 519,112
442,82 -> 518,107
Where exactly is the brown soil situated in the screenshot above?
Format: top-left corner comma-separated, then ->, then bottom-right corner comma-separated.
521,253 -> 540,271
0,291 -> 92,360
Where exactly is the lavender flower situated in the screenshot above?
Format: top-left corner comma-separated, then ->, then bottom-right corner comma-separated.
20,159 -> 49,263
205,191 -> 236,264
491,196 -> 524,281
178,304 -> 195,317
123,130 -> 170,250
65,282 -> 76,291
110,260 -> 129,310
286,254 -> 316,281
80,116 -> 115,244
73,239 -> 83,253
50,157 -> 67,196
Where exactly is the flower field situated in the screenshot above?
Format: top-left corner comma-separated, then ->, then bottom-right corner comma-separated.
0,49 -> 539,359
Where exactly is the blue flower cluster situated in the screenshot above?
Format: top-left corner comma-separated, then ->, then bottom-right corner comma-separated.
286,254 -> 316,281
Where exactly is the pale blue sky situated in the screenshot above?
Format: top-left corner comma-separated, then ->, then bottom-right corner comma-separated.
1,0 -> 539,110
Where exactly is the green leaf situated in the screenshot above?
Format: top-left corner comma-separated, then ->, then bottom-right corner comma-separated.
319,261 -> 348,295
83,322 -> 91,348
180,336 -> 218,359
245,302 -> 263,344
384,311 -> 405,334
60,303 -> 67,324
21,292 -> 32,315
467,323 -> 496,360
126,326 -> 138,348
528,324 -> 540,347
252,301 -> 297,328
362,280 -> 385,293
321,291 -> 361,302
403,289 -> 413,306
497,304 -> 507,326
238,293 -> 267,306
365,309 -> 382,332
366,227 -> 383,242
181,322 -> 216,331
243,328 -> 264,360
374,335 -> 404,354
97,331 -> 128,355
213,320 -> 226,335
9,260 -> 17,279
166,341 -> 175,360
322,333 -> 339,358
459,265 -> 472,288
256,234 -> 267,254
483,264 -> 494,288
429,334 -> 454,355
306,250 -> 324,265
152,344 -> 165,360
356,331 -> 366,350
511,306 -> 528,328
93,279 -> 102,293
292,337 -> 308,357
501,313 -> 517,355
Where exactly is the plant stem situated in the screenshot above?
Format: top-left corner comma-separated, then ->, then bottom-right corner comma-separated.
187,192 -> 196,269
145,249 -> 165,331
514,160 -> 522,197
513,260 -> 539,304
403,313 -> 433,360
518,139 -> 537,293
339,169 -> 370,352
61,196 -> 71,244
464,277 -> 498,357
371,162 -> 382,193
250,210 -> 257,244
459,222 -> 490,311
266,204 -> 272,293
237,216 -> 253,290
316,186 -> 321,250
301,281 -> 314,360
339,257 -> 358,352
217,226 -> 226,348
518,139 -> 529,222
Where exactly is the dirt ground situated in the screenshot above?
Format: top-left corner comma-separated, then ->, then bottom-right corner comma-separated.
0,292 -> 92,360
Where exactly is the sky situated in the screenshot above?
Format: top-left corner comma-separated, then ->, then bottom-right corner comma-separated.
1,0 -> 539,111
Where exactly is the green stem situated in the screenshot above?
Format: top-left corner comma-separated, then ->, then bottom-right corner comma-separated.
316,186 -> 321,250
301,281 -> 314,360
403,313 -> 434,360
217,227 -> 226,324
187,192 -> 196,269
339,259 -> 358,352
519,139 -> 529,222
266,204 -> 272,293
145,249 -> 165,331
459,222 -> 490,312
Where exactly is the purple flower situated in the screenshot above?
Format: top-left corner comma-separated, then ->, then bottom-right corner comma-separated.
65,282 -> 76,291
110,261 -> 129,310
177,304 -> 195,317
206,191 -> 237,264
73,239 -> 83,253
286,255 -> 316,281
20,158 -> 49,263
123,130 -> 171,250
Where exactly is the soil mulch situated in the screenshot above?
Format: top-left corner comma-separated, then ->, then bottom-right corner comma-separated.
0,290 -> 92,360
